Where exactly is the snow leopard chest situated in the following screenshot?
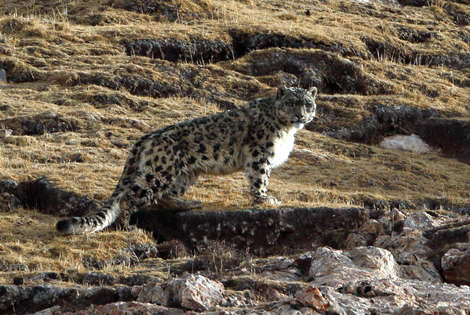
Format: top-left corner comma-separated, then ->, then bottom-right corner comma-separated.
270,124 -> 303,168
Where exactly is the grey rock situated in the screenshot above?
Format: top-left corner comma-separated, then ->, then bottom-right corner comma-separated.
138,274 -> 224,311
308,246 -> 399,287
0,68 -> 6,83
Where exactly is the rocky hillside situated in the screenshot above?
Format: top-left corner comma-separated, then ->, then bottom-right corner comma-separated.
0,0 -> 469,313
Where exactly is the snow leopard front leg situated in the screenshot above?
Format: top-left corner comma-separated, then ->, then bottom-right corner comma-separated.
245,156 -> 280,206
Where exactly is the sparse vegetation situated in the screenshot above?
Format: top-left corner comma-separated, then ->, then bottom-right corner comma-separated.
0,0 -> 469,303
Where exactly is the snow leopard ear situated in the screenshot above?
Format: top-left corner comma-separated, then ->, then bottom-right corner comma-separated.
308,86 -> 318,99
276,86 -> 288,99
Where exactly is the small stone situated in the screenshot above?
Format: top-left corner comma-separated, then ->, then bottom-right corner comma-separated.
176,275 -> 223,311
295,286 -> 328,311
0,129 -> 12,138
0,68 -> 6,83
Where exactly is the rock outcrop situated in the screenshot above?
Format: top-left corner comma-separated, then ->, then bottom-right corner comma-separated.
131,206 -> 375,255
1,207 -> 469,314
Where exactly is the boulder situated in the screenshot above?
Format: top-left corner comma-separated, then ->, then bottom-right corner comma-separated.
442,248 -> 470,286
138,274 -> 224,311
308,246 -> 399,287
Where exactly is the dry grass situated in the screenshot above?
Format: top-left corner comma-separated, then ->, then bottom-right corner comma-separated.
0,207 -> 155,284
0,0 -> 469,284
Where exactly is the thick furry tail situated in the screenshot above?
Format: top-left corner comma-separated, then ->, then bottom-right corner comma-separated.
56,196 -> 122,235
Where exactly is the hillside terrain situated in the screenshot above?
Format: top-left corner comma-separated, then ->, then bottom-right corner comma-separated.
0,0 -> 470,313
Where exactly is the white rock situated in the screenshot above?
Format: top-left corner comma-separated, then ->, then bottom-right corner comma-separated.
403,212 -> 436,230
0,68 -> 6,83
175,274 -> 224,311
379,134 -> 431,153
138,274 -> 224,311
308,246 -> 399,287
374,230 -> 441,281
346,246 -> 399,278
137,281 -> 169,305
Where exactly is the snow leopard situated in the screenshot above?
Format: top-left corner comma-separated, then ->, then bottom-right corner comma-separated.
56,86 -> 318,234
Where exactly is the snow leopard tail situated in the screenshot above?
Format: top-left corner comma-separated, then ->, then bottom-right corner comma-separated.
56,190 -> 124,235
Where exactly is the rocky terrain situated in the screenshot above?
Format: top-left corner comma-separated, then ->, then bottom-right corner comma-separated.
0,0 -> 470,313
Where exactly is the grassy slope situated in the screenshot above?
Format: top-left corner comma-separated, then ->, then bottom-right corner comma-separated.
0,0 -> 469,283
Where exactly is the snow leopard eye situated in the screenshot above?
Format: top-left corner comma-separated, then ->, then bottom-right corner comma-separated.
305,100 -> 315,109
